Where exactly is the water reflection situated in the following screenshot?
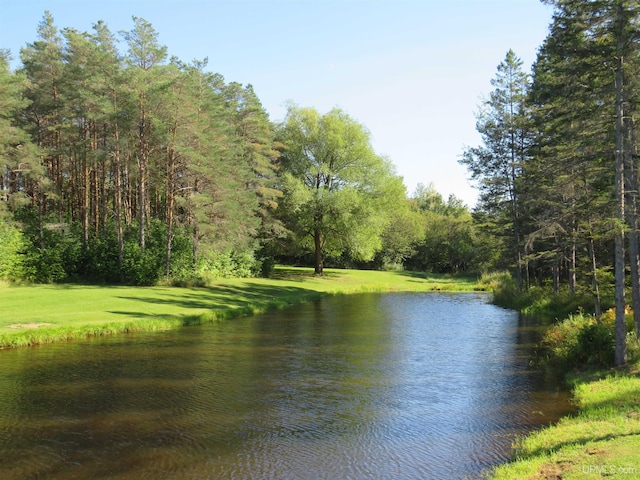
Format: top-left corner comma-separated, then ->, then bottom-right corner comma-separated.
0,293 -> 571,479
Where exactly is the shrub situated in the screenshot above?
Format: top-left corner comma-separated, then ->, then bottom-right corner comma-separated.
197,250 -> 260,281
478,270 -> 512,291
576,321 -> 615,366
0,221 -> 26,281
21,227 -> 82,283
122,240 -> 164,285
542,308 -> 634,370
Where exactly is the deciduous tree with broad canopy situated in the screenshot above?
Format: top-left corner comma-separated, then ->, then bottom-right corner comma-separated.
277,105 -> 405,274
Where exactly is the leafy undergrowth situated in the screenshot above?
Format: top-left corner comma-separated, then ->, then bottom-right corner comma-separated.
0,266 -> 481,349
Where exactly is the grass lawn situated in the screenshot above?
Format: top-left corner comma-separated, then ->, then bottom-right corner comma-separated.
489,369 -> 640,479
0,266 -> 481,349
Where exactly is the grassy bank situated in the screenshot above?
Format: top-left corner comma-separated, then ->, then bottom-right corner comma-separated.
0,266 -> 481,349
489,369 -> 640,479
485,275 -> 640,479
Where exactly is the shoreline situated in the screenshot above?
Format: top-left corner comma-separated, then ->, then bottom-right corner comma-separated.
487,368 -> 640,479
0,267 -> 483,350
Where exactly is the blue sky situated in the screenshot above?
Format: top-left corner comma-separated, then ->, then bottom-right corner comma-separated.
0,0 -> 553,207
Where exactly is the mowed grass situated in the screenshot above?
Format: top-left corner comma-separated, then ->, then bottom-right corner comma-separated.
0,266 -> 481,349
489,371 -> 640,480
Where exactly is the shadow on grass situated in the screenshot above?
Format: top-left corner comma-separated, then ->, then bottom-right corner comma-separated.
392,270 -> 477,282
268,267 -> 343,282
517,376 -> 640,460
110,283 -> 325,323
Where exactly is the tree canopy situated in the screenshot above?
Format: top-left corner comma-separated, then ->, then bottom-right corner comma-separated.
276,105 -> 405,274
459,0 -> 640,366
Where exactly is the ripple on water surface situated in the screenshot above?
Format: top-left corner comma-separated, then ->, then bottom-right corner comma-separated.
0,293 -> 572,479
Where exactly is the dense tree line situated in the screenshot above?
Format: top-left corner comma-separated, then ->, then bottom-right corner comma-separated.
461,0 -> 640,365
1,13 -> 486,285
0,13 -> 280,284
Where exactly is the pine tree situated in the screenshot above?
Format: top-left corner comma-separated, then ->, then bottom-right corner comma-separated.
0,50 -> 41,209
527,1 -> 612,303
224,82 -> 283,268
121,16 -> 168,250
460,50 -> 532,289
92,20 -> 130,276
19,11 -> 65,243
538,0 -> 640,365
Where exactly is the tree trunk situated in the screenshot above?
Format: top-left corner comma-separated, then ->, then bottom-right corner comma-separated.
614,53 -> 627,367
314,227 -> 323,275
569,237 -> 577,294
113,115 -> 124,280
82,122 -> 90,248
138,98 -> 147,250
627,155 -> 640,338
165,143 -> 176,278
190,179 -> 199,267
589,237 -> 602,321
624,97 -> 640,339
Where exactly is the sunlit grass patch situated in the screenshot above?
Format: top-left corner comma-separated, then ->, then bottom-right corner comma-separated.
0,266 -> 480,349
489,371 -> 640,479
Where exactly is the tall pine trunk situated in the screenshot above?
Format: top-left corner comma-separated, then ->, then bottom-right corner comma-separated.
112,97 -> 124,279
627,145 -> 640,338
589,236 -> 602,321
614,53 -> 628,367
138,100 -> 147,250
165,139 -> 176,278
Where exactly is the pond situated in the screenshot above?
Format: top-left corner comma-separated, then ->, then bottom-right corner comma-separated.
0,293 -> 572,479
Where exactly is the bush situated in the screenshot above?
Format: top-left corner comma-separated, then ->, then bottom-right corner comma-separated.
197,250 -> 260,281
576,321 -> 615,366
488,271 -> 600,318
122,240 -> 164,285
478,271 -> 512,292
0,221 -> 26,281
628,331 -> 640,365
21,226 -> 82,283
542,308 -> 635,370
79,231 -> 120,283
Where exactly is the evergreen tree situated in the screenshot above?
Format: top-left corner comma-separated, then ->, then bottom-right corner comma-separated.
92,20 -> 131,276
538,0 -> 640,365
19,11 -> 65,243
460,50 -> 532,290
223,82 -> 283,269
0,50 -> 41,206
121,16 -> 168,250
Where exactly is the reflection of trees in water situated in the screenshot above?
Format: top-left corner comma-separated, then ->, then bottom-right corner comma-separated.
0,294 -> 572,480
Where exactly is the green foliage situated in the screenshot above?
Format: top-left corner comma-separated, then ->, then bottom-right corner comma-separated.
0,14 -> 283,286
477,270 -> 512,291
542,308 -> 636,370
0,219 -> 26,280
401,184 -> 489,274
491,371 -> 640,479
375,202 -> 423,269
197,250 -> 259,281
121,241 -> 162,285
276,105 -> 405,273
490,271 -> 600,318
542,314 -> 612,368
15,220 -> 79,284
409,210 -> 477,273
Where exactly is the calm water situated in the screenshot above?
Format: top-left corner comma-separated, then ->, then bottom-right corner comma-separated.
0,293 -> 571,480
